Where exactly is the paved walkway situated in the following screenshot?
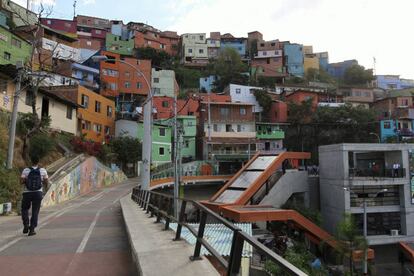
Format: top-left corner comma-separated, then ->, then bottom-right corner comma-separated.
121,195 -> 219,276
0,178 -> 138,276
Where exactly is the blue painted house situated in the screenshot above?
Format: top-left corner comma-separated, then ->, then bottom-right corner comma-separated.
283,43 -> 304,77
327,59 -> 358,79
316,52 -> 329,71
220,35 -> 247,58
199,75 -> 217,92
71,63 -> 100,92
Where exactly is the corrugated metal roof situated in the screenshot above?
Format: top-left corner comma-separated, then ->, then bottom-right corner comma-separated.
168,223 -> 253,257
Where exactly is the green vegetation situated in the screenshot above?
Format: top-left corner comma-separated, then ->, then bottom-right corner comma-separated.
253,89 -> 272,120
209,47 -> 249,91
134,47 -> 175,68
285,101 -> 377,163
109,136 -> 142,170
29,133 -> 55,161
305,68 -> 337,85
174,66 -> 203,88
343,64 -> 374,86
0,111 -> 20,206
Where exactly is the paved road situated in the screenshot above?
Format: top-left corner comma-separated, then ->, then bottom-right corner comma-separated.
0,178 -> 138,276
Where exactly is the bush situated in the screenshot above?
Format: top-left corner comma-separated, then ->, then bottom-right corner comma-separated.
70,136 -> 103,156
29,133 -> 55,161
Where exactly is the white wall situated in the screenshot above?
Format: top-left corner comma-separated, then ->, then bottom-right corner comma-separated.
115,119 -> 138,137
229,84 -> 263,113
18,90 -> 77,135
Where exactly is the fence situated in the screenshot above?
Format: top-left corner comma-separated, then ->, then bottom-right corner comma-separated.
131,187 -> 307,276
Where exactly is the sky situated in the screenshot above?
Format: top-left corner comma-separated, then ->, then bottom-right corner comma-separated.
15,0 -> 414,79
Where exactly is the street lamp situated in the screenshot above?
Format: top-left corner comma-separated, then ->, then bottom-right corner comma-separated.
369,132 -> 380,143
344,187 -> 388,275
92,55 -> 152,190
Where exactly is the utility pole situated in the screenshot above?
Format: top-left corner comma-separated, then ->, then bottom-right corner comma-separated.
73,0 -> 77,18
6,68 -> 23,169
173,93 -> 179,219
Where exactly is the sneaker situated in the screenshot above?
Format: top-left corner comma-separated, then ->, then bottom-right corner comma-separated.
23,226 -> 29,234
28,229 -> 36,236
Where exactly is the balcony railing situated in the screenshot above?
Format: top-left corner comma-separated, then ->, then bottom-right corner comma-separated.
349,168 -> 406,178
131,188 -> 307,276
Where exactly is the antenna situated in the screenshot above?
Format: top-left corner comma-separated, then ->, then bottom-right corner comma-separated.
73,0 -> 77,18
373,56 -> 376,76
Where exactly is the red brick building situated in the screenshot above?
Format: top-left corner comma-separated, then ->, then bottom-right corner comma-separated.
99,51 -> 151,98
75,15 -> 110,50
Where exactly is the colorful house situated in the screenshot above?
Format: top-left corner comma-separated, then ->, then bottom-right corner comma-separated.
180,33 -> 208,67
256,122 -> 285,152
283,42 -> 304,77
105,33 -> 134,56
151,68 -> 179,98
137,121 -> 172,165
327,59 -> 358,79
0,26 -> 31,66
251,39 -> 285,79
43,85 -> 115,143
220,33 -> 247,58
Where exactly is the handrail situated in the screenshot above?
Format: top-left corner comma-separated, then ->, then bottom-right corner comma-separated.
131,187 -> 307,276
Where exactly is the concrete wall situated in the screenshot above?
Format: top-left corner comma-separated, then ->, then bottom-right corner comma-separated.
42,156 -> 127,207
229,84 -> 263,113
115,119 -> 138,137
260,170 -> 309,208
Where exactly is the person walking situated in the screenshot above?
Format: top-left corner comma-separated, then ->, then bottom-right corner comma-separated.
20,155 -> 49,236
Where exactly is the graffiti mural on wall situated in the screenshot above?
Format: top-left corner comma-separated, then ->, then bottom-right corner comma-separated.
43,157 -> 127,207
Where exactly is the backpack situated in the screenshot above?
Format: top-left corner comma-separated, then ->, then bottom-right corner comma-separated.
26,168 -> 42,191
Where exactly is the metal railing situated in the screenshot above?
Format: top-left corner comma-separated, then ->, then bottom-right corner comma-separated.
131,187 -> 307,276
349,168 -> 406,178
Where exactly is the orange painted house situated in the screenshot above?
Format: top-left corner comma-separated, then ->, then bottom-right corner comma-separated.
99,50 -> 151,98
46,85 -> 115,143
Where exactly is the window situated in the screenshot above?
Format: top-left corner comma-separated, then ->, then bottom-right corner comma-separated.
159,147 -> 165,155
383,121 -> 391,129
136,82 -> 142,89
199,49 -> 204,54
11,38 -> 21,48
95,30 -> 102,34
109,82 -> 117,90
3,52 -> 10,60
240,108 -> 246,115
104,126 -> 110,135
107,106 -> 113,117
213,124 -> 218,131
82,120 -> 91,130
162,101 -> 169,108
66,106 -> 72,119
267,58 -> 270,64
94,124 -> 102,133
81,94 -> 89,108
124,81 -> 130,88
188,48 -> 193,53
235,88 -> 241,94
199,35 -> 204,40
184,140 -> 189,148
25,90 -> 33,106
260,43 -> 264,47
125,71 -> 130,78
46,20 -> 51,24
237,125 -> 241,132
159,128 -> 166,136
147,40 -> 151,45
263,51 -> 267,56
153,77 -> 159,83
95,101 -> 101,112
226,124 -> 232,132
220,108 -> 229,116
270,42 -> 275,46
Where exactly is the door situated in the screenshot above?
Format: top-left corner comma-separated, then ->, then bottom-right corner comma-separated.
41,97 -> 49,119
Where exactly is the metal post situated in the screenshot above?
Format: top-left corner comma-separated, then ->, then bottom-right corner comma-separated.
174,200 -> 187,241
190,210 -> 207,261
173,93 -> 179,219
228,230 -> 244,276
6,70 -> 22,169
363,198 -> 368,275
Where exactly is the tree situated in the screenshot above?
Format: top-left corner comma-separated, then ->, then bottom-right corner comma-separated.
210,47 -> 248,91
29,133 -> 55,161
253,89 -> 272,121
335,213 -> 368,275
134,47 -> 175,68
109,136 -> 142,170
305,68 -> 337,85
343,65 -> 374,86
174,66 -> 203,89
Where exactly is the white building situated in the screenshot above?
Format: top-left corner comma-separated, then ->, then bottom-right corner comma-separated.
227,84 -> 263,113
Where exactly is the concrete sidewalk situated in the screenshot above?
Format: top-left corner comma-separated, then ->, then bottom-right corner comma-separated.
121,195 -> 219,276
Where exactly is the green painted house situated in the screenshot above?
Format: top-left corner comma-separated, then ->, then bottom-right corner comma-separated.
256,122 -> 285,152
161,115 -> 197,162
137,121 -> 172,165
105,33 -> 134,56
0,26 -> 31,66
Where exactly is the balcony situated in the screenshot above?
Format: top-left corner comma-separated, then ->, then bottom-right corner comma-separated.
208,131 -> 256,139
349,168 -> 405,179
254,50 -> 282,58
211,150 -> 252,160
256,129 -> 285,140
